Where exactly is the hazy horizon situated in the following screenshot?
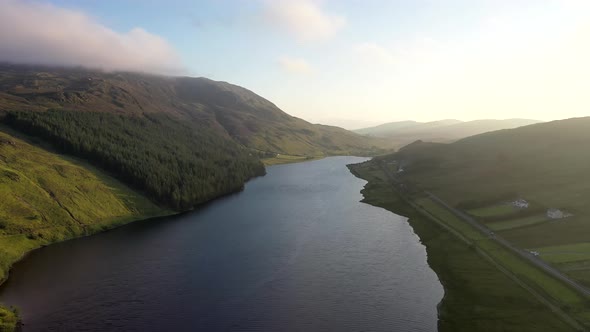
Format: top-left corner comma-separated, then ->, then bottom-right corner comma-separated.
1,0 -> 588,128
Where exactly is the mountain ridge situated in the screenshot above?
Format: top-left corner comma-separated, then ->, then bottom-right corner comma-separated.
355,118 -> 541,148
0,63 -> 390,157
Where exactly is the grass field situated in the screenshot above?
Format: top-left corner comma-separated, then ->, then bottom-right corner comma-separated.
536,243 -> 590,264
416,197 -> 587,308
488,215 -> 549,231
535,243 -> 590,289
262,153 -> 323,166
468,204 -> 518,217
349,161 -> 584,331
0,129 -> 172,329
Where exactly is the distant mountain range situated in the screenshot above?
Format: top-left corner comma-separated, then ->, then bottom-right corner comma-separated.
355,118 -> 542,147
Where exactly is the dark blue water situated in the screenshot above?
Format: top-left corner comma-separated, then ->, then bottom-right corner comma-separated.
0,157 -> 443,331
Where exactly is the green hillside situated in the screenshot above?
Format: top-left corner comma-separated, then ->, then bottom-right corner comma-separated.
375,117 -> 590,287
0,129 -> 169,329
391,117 -> 590,216
351,117 -> 590,329
0,63 -> 394,209
4,110 -> 265,210
0,64 -> 390,157
349,162 -> 573,331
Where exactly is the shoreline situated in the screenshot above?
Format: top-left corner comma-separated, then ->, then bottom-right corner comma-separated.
0,162 -> 271,331
0,210 -> 177,330
348,161 -> 580,331
262,154 -> 324,166
0,156 -> 374,330
0,156 -> 355,330
0,177 -> 270,329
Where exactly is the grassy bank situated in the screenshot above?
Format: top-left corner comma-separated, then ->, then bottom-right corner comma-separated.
349,161 -> 584,331
0,130 -> 173,330
383,118 -> 590,292
261,153 -> 324,166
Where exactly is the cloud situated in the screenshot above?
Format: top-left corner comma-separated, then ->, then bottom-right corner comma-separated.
278,56 -> 313,74
264,0 -> 346,42
0,0 -> 183,75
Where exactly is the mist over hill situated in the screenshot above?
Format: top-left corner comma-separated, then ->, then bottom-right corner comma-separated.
356,118 -> 541,148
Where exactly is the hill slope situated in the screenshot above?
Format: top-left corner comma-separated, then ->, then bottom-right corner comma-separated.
0,128 -> 167,278
354,120 -> 421,136
380,117 -> 590,247
0,128 -> 170,329
350,117 -> 590,330
356,118 -> 540,147
0,64 -> 388,157
4,110 -> 265,209
0,64 -> 394,209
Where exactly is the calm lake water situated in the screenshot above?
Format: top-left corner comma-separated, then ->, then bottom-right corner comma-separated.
0,157 -> 443,331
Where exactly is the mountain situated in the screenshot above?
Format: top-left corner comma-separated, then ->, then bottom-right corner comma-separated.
355,118 -> 541,148
354,119 -> 462,136
0,64 -> 391,210
379,117 -> 590,247
0,64 -> 389,157
354,120 -> 421,136
0,64 -> 395,329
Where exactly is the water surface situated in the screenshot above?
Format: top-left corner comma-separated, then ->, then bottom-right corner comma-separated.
0,156 -> 443,331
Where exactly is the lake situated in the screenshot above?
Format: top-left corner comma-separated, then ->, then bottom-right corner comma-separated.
0,156 -> 443,331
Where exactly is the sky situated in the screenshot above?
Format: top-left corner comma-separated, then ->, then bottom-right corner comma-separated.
0,0 -> 589,129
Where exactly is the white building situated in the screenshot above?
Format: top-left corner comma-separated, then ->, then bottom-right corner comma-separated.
547,208 -> 573,219
511,199 -> 529,209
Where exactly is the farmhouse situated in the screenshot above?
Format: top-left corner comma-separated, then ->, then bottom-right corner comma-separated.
511,199 -> 529,209
547,208 -> 573,219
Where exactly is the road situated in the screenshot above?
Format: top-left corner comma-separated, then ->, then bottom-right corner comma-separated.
425,191 -> 590,298
377,160 -> 590,298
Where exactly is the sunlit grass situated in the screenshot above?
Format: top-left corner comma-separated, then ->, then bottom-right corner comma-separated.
0,129 -> 172,329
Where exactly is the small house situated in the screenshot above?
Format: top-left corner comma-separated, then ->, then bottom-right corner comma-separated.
512,199 -> 529,209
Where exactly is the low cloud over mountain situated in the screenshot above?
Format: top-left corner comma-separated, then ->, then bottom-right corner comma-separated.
0,0 -> 183,75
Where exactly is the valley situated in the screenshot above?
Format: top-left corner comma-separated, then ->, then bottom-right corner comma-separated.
0,64 -> 393,330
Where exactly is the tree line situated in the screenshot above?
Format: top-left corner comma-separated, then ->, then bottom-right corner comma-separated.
4,110 -> 266,210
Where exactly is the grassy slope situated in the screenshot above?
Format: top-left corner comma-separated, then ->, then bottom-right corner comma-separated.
349,161 -> 575,331
354,120 -> 421,136
391,117 -> 590,247
0,129 -> 169,330
360,117 -> 590,328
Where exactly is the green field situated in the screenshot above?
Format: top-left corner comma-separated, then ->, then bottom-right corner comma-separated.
366,118 -> 590,323
536,243 -> 590,264
262,154 -> 323,166
488,215 -> 549,231
0,129 -> 171,329
349,161 -> 579,331
468,204 -> 518,217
